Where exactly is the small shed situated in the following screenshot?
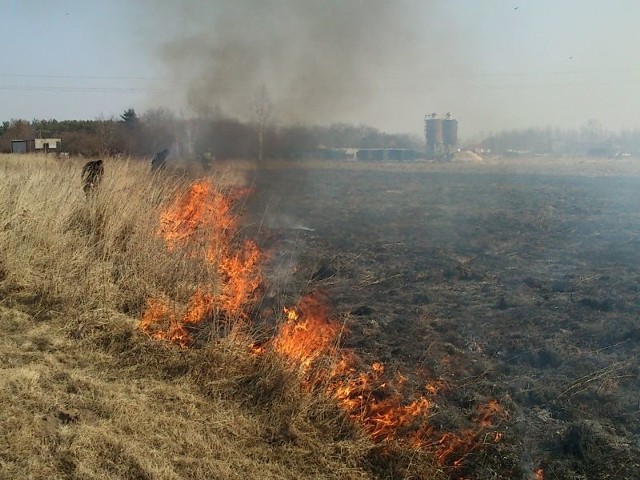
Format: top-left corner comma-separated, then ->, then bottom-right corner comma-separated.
11,140 -> 28,154
11,138 -> 61,154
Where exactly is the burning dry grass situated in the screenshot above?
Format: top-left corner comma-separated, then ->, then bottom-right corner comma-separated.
139,176 -> 506,474
139,178 -> 262,347
0,154 -> 443,479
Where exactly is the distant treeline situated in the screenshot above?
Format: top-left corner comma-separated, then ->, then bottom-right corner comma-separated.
480,121 -> 640,156
0,108 -> 421,160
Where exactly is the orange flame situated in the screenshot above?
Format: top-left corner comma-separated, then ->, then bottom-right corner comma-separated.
269,293 -> 508,467
412,398 -> 508,466
273,293 -> 342,370
139,298 -> 182,345
217,239 -> 262,314
283,306 -> 299,321
273,296 -> 432,443
329,359 -> 433,442
139,179 -> 260,346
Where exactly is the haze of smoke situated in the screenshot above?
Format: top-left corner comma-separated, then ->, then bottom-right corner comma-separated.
148,0 -> 452,127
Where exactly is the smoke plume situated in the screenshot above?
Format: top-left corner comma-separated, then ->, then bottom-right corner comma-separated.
141,0 -> 457,130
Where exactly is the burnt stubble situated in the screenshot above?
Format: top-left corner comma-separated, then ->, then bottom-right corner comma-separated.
245,159 -> 640,479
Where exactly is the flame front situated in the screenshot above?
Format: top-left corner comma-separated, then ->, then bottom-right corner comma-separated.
139,178 -> 509,472
332,366 -> 433,442
271,293 -> 508,469
139,179 -> 260,346
273,294 -> 342,370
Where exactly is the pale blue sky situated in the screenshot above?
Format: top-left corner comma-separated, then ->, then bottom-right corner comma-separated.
2,1 -> 639,138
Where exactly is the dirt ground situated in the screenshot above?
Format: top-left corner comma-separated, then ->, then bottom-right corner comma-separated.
239,156 -> 640,479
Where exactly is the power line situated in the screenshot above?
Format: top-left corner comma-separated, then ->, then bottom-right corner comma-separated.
0,85 -> 177,93
0,73 -> 160,81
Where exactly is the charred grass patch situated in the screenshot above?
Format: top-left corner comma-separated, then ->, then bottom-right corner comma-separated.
242,159 -> 640,479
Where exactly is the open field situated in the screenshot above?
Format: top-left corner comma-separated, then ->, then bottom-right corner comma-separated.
242,156 -> 640,479
2,153 -> 640,479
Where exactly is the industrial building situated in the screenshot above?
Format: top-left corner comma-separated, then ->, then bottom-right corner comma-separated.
425,113 -> 458,160
304,147 -> 423,162
11,138 -> 62,154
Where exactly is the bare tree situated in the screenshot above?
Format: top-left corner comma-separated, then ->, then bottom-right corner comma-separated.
253,85 -> 272,162
141,108 -> 178,154
95,115 -> 118,156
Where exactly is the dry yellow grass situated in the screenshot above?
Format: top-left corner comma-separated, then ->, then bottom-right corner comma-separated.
0,154 -> 443,480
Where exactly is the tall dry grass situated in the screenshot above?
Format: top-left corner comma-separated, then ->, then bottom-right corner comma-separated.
0,154 -> 443,479
0,154 -> 217,317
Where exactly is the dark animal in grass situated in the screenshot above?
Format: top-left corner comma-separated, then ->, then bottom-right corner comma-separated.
151,148 -> 169,171
81,160 -> 104,195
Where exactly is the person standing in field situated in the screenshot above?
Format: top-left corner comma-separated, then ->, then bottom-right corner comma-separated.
151,149 -> 169,171
81,159 -> 104,196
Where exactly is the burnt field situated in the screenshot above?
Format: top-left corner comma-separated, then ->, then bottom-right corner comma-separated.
245,159 -> 640,479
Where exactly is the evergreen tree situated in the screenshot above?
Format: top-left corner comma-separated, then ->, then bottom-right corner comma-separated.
120,108 -> 139,130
